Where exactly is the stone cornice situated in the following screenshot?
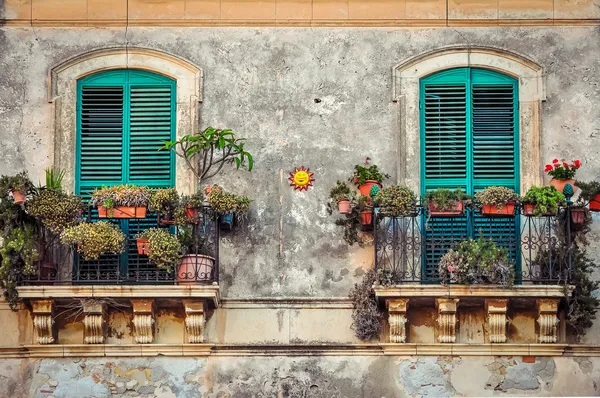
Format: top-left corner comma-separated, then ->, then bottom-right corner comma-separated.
1,343 -> 600,359
374,285 -> 571,299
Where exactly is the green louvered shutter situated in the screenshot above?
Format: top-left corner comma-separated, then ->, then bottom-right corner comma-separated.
420,68 -> 519,281
76,70 -> 176,280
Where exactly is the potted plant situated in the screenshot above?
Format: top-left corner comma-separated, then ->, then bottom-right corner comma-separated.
438,238 -> 515,286
329,181 -> 355,214
177,226 -> 215,284
351,163 -> 389,197
373,185 -> 417,217
424,188 -> 469,217
521,186 -> 566,217
181,191 -> 205,222
136,228 -> 181,271
571,207 -> 587,225
206,186 -> 250,230
149,188 -> 180,225
60,222 -> 125,260
357,195 -> 374,227
576,180 -> 600,212
0,172 -> 34,205
475,186 -> 519,217
545,158 -> 581,194
91,185 -> 151,218
27,188 -> 84,234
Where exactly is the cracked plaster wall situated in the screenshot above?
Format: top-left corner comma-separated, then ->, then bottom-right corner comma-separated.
1,356 -> 599,397
0,27 -> 599,310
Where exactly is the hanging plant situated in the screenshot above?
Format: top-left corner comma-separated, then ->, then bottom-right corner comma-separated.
0,172 -> 35,204
27,189 -> 84,234
60,222 -> 126,260
136,228 -> 181,272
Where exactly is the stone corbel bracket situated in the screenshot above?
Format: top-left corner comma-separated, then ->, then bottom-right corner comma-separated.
32,300 -> 55,345
486,299 -> 509,343
537,298 -> 560,343
436,298 -> 459,343
83,302 -> 106,344
183,299 -> 207,343
131,299 -> 155,344
387,298 -> 409,343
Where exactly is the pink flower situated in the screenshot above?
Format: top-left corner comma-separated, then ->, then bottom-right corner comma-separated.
447,265 -> 455,273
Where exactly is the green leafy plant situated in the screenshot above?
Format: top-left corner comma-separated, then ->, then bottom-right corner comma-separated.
161,127 -> 254,184
475,186 -> 520,209
91,185 -> 151,209
236,195 -> 251,215
44,168 -> 65,191
350,164 -> 389,186
181,191 -> 205,209
26,189 -> 83,234
575,180 -> 600,204
522,186 -> 566,216
149,188 -> 180,220
373,185 -> 417,217
544,158 -> 581,180
206,186 -> 250,215
329,181 -> 353,202
60,222 -> 125,260
438,238 -> 515,286
0,172 -> 35,199
424,188 -> 470,212
177,225 -> 211,256
137,228 -> 181,271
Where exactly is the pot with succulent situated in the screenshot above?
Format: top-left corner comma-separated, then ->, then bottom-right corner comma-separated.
351,163 -> 389,198
424,188 -> 470,217
373,185 -> 418,218
176,225 -> 215,284
475,186 -> 520,217
356,195 -> 374,228
60,222 -> 126,260
206,186 -> 250,231
0,172 -> 35,205
329,181 -> 355,214
181,191 -> 205,222
575,180 -> 600,212
149,188 -> 180,225
545,158 -> 581,194
135,228 -> 182,272
438,238 -> 515,286
521,186 -> 566,216
92,185 -> 151,218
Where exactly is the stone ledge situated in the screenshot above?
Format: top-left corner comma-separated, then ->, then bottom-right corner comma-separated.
374,284 -> 570,299
16,285 -> 221,307
2,344 -> 599,359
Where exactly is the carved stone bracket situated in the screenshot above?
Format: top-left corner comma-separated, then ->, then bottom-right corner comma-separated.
32,300 -> 55,345
537,298 -> 559,343
436,298 -> 459,343
131,299 -> 155,344
183,300 -> 207,343
387,298 -> 409,343
486,299 -> 508,343
83,302 -> 106,344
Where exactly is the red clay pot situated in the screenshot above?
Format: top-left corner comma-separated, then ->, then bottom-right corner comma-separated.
360,210 -> 373,225
358,180 -> 381,197
136,238 -> 150,255
550,178 -> 577,194
589,194 -> 600,212
97,206 -> 147,219
429,201 -> 464,217
11,190 -> 26,205
481,201 -> 516,217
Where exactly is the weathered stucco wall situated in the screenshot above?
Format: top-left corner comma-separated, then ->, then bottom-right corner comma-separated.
1,355 -> 600,397
0,26 -> 599,300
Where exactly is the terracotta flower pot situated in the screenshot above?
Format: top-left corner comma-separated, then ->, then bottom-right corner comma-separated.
177,254 -> 215,284
550,178 -> 577,194
185,207 -> 199,220
589,194 -> 600,212
360,210 -> 373,225
571,208 -> 586,225
429,201 -> 464,217
136,238 -> 150,255
97,206 -> 147,219
11,190 -> 26,205
481,201 -> 516,217
358,180 -> 381,198
338,199 -> 351,214
522,203 -> 555,217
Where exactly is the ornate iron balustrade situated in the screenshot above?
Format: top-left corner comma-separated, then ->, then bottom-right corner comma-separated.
374,204 -> 575,284
18,206 -> 219,285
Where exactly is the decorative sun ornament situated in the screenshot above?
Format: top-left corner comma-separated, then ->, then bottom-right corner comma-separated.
289,166 -> 315,191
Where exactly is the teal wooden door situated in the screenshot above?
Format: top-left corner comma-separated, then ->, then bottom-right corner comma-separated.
76,70 -> 176,280
420,68 -> 520,281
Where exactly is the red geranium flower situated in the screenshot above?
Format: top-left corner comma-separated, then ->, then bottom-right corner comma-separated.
575,159 -> 581,168
552,158 -> 559,163
544,164 -> 553,172
562,161 -> 569,168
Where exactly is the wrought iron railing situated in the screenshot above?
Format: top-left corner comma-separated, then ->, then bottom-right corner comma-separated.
374,204 -> 576,284
18,206 -> 219,285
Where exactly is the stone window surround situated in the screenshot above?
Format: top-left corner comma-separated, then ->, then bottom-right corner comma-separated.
393,45 -> 546,195
48,47 -> 203,195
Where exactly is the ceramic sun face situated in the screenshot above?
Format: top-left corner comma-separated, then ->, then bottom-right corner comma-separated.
289,166 -> 315,191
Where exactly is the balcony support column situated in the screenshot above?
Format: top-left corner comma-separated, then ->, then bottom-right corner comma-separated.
32,299 -> 55,345
485,299 -> 508,343
436,298 -> 459,343
387,298 -> 409,343
183,300 -> 207,343
537,298 -> 560,343
131,299 -> 155,344
83,302 -> 106,344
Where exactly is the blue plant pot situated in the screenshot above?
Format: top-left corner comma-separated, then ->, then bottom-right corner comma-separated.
219,213 -> 234,231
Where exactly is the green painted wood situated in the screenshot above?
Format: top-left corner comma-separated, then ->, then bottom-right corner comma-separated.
419,68 -> 520,281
